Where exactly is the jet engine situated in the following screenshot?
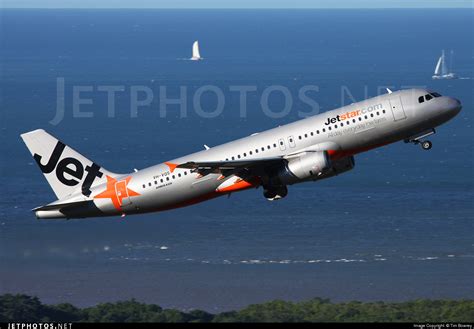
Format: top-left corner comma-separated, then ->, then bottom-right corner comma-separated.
263,154 -> 355,201
276,151 -> 331,185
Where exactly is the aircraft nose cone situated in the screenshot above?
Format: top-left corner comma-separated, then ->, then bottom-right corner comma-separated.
448,97 -> 462,115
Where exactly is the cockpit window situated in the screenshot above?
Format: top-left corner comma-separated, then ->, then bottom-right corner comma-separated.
430,92 -> 442,97
418,96 -> 425,103
425,94 -> 433,101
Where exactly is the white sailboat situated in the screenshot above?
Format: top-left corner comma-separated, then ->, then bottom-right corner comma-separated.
190,40 -> 203,61
432,50 -> 457,80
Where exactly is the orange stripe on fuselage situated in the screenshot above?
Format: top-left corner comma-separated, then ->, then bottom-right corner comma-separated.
216,178 -> 260,193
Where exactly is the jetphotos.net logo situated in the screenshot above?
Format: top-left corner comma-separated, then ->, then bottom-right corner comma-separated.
7,323 -> 73,329
49,77 -> 422,125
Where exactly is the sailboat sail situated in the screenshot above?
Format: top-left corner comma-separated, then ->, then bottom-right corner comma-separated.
192,41 -> 201,59
434,56 -> 442,75
440,50 -> 448,76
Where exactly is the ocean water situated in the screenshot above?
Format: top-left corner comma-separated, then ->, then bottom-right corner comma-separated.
0,9 -> 473,312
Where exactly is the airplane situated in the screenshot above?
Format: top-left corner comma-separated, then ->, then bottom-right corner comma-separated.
21,88 -> 462,219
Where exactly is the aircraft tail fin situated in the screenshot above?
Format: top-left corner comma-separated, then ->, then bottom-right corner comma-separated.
20,129 -> 117,200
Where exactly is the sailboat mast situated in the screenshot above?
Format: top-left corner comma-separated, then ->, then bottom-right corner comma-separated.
449,50 -> 454,73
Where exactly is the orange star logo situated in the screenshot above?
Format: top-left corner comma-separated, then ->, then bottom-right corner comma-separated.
94,175 -> 140,211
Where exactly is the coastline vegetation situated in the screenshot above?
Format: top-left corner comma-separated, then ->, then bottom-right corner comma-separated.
1,294 -> 472,323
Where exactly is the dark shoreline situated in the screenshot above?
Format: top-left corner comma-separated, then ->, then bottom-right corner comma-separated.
1,294 -> 473,323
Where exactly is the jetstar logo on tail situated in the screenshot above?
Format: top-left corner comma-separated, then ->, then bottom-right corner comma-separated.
34,141 -> 103,197
94,176 -> 140,211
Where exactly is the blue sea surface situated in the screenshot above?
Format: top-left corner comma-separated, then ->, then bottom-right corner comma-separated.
0,9 -> 473,311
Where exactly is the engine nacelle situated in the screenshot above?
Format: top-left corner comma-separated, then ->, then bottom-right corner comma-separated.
277,151 -> 330,185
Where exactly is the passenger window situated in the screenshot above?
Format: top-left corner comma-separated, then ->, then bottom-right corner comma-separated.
425,94 -> 433,101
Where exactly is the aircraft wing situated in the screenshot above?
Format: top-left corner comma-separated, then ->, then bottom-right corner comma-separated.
177,157 -> 284,176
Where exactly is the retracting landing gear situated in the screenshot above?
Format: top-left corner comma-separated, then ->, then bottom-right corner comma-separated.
404,128 -> 435,151
263,185 -> 288,201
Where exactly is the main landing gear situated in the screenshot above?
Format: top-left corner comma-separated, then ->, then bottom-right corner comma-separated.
404,128 -> 435,151
263,185 -> 288,201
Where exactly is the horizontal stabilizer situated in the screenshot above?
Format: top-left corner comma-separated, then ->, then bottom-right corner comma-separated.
33,200 -> 102,219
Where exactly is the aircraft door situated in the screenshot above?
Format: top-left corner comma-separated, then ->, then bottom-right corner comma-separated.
115,180 -> 133,209
389,96 -> 407,122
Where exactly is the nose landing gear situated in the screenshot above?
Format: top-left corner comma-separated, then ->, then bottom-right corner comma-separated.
404,128 -> 435,151
421,140 -> 432,150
